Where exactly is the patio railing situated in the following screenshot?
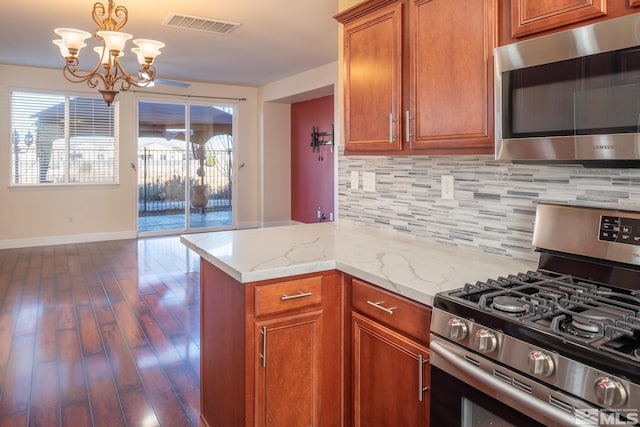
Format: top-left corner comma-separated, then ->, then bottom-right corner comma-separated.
138,148 -> 232,214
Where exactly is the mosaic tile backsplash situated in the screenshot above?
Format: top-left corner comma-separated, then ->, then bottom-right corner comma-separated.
337,148 -> 640,262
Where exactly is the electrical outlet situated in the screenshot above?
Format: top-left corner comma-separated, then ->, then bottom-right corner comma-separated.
362,172 -> 376,192
350,171 -> 359,190
441,175 -> 454,200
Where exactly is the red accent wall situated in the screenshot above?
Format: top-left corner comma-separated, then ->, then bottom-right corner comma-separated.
291,95 -> 334,223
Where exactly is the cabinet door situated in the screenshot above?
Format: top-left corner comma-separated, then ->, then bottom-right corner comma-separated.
511,0 -> 606,38
409,0 -> 495,153
255,311 -> 322,427
343,2 -> 404,152
352,312 -> 430,427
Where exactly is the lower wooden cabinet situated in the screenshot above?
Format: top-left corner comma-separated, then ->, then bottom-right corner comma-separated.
352,312 -> 430,426
255,311 -> 323,426
199,260 -> 431,427
349,277 -> 431,427
199,261 -> 341,427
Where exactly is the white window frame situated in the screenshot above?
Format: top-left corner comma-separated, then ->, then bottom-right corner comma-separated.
9,89 -> 119,187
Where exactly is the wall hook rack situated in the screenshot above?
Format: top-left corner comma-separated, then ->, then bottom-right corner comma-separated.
310,124 -> 334,154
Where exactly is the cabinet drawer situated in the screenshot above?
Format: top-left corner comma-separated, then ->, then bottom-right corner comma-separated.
351,278 -> 430,344
255,276 -> 323,317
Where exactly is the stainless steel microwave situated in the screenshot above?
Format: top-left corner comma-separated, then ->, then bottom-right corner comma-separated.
495,13 -> 640,165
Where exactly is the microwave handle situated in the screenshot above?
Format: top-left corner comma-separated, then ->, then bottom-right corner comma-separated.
430,339 -> 580,426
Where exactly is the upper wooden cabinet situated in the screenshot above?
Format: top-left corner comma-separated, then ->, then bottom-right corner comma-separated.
511,0 -> 606,38
336,0 -> 496,155
339,1 -> 404,152
505,0 -> 640,42
409,0 -> 496,153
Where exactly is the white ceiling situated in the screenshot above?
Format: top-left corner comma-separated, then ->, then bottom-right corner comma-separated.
0,0 -> 339,87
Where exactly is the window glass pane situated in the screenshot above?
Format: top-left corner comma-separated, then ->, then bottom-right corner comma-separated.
10,91 -> 118,185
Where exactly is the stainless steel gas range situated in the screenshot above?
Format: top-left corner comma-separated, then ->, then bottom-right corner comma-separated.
430,203 -> 640,427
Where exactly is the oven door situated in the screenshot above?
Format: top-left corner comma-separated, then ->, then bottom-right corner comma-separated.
430,336 -> 581,426
431,366 -> 546,426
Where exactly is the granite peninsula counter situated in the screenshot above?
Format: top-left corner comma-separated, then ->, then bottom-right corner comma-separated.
180,220 -> 536,307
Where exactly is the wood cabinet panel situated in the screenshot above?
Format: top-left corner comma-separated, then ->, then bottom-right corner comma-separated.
352,312 -> 430,427
409,0 -> 496,152
342,2 -> 404,152
511,0 -> 607,38
200,259 -> 251,427
351,278 -> 430,344
254,276 -> 322,317
255,312 -> 322,427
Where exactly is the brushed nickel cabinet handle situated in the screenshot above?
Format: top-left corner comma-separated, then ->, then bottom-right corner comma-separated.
281,291 -> 313,301
260,326 -> 267,368
405,110 -> 414,143
389,113 -> 394,143
418,354 -> 429,402
366,300 -> 397,314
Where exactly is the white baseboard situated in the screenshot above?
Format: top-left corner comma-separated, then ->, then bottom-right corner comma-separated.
0,230 -> 138,250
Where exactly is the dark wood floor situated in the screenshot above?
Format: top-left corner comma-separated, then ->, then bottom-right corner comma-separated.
0,236 -> 201,427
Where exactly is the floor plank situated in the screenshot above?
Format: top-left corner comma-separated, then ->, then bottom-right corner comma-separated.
0,237 -> 201,426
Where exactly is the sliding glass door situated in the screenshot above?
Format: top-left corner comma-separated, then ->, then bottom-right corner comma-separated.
137,100 -> 234,234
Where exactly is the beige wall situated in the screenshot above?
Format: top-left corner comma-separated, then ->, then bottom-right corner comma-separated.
260,103 -> 292,226
0,64 -> 259,248
339,0 -> 362,10
0,60 -> 340,247
258,61 -> 339,225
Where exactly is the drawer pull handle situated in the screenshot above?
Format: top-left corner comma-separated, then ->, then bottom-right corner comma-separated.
281,291 -> 313,301
366,300 -> 397,314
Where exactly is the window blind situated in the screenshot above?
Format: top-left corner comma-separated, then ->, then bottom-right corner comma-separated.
10,91 -> 119,185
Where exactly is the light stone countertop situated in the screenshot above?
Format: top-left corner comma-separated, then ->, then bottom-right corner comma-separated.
180,221 -> 537,306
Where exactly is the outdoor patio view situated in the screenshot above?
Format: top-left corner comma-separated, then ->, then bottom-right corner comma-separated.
9,94 -> 235,234
137,101 -> 234,233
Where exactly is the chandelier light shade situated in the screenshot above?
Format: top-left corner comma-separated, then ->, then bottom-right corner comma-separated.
52,0 -> 165,106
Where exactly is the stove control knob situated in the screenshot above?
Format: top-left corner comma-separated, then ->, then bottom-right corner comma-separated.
594,377 -> 627,408
447,318 -> 468,341
527,350 -> 554,377
475,329 -> 497,353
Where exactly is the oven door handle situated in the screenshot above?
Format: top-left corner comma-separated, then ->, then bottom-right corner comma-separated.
430,338 -> 581,427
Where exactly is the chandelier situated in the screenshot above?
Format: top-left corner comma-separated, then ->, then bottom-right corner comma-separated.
52,0 -> 165,106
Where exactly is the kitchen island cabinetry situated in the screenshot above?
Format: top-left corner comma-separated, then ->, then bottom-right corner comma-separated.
335,0 -> 496,155
349,277 -> 431,426
199,261 -> 341,427
181,221 -> 535,426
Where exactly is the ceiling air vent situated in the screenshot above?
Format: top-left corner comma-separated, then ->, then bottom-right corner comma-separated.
163,13 -> 240,35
